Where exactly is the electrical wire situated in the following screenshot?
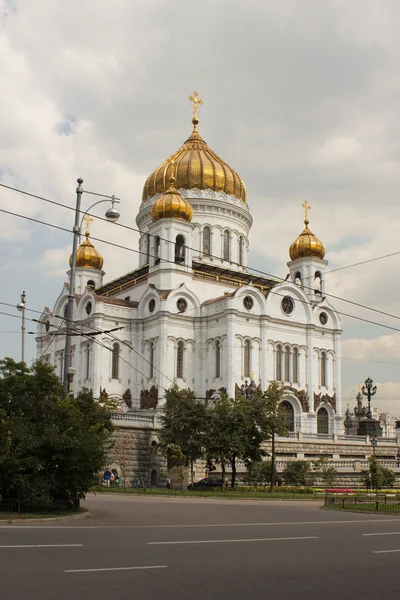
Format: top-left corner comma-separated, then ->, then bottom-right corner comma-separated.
3,180 -> 400,327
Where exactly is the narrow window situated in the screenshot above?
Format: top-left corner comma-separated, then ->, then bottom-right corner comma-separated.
216,340 -> 221,378
284,347 -> 290,382
292,347 -> 299,384
175,235 -> 185,263
146,232 -> 150,264
176,341 -> 184,379
112,343 -> 120,379
149,342 -> 154,379
244,339 -> 251,377
239,235 -> 244,266
320,351 -> 327,387
276,345 -> 283,381
281,401 -> 295,432
86,344 -> 90,380
203,226 -> 211,256
155,236 -> 160,265
317,407 -> 329,434
223,230 -> 230,261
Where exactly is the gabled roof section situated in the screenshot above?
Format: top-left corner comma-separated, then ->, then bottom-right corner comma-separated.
193,261 -> 277,292
95,264 -> 149,297
93,294 -> 138,308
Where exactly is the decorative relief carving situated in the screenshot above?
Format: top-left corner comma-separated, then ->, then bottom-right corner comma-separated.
284,386 -> 309,412
314,392 -> 336,411
140,385 -> 158,409
206,387 -> 227,401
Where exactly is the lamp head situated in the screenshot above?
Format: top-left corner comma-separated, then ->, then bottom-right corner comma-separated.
16,302 -> 25,312
105,205 -> 120,223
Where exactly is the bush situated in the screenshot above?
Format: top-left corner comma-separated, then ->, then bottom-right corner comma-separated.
283,460 -> 315,486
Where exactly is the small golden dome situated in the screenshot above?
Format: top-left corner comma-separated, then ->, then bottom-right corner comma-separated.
150,175 -> 193,222
289,219 -> 325,261
71,231 -> 104,270
142,118 -> 247,204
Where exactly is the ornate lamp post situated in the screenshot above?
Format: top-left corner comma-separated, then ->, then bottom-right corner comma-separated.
63,178 -> 121,395
362,377 -> 377,419
16,290 -> 26,363
357,377 -> 382,438
242,371 -> 257,401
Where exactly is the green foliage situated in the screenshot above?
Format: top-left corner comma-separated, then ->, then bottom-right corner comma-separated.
244,460 -> 275,487
361,456 -> 396,490
0,358 -> 113,505
313,456 -> 337,489
283,460 -> 315,486
159,386 -> 207,484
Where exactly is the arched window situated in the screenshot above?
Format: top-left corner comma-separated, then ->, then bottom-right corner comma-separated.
112,343 -> 120,379
284,347 -> 290,382
239,235 -> 244,266
223,230 -> 230,261
85,344 -> 90,380
292,347 -> 299,384
317,407 -> 329,434
244,339 -> 251,377
155,236 -> 160,265
149,342 -> 154,379
203,226 -> 211,256
276,344 -> 283,381
320,351 -> 327,387
175,235 -> 185,263
315,271 -> 322,295
146,232 -> 150,264
87,279 -> 95,290
294,272 -> 302,286
215,340 -> 221,378
281,401 -> 295,432
151,441 -> 158,456
176,341 -> 184,379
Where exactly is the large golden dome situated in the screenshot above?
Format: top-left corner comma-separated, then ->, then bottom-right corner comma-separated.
142,117 -> 247,204
150,177 -> 193,222
289,219 -> 325,261
71,232 -> 104,270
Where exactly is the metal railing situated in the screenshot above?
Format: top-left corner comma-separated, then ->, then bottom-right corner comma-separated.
325,494 -> 400,512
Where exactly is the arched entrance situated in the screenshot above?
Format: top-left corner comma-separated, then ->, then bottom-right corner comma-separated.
150,469 -> 158,486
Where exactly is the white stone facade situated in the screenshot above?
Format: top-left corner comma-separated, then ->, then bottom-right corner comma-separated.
37,154 -> 343,436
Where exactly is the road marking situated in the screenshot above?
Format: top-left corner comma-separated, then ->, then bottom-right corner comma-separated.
2,519 -> 400,530
65,565 -> 167,573
362,531 -> 400,537
373,549 -> 400,554
0,544 -> 83,548
148,535 -> 318,545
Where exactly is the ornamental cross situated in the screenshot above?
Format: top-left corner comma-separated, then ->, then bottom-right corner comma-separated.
302,201 -> 311,221
84,215 -> 94,235
188,90 -> 203,119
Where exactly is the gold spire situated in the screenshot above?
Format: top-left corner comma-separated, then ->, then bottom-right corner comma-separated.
84,215 -> 94,236
302,200 -> 311,223
188,90 -> 203,130
289,203 -> 325,261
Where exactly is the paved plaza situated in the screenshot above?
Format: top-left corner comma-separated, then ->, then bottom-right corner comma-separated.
2,494 -> 400,600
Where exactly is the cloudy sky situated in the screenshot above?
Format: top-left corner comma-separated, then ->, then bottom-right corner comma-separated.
1,0 -> 400,414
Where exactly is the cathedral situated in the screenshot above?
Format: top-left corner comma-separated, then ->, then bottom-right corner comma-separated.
37,94 -> 343,436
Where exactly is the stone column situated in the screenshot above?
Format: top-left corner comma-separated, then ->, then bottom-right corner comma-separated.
226,312 -> 235,398
260,317 -> 268,390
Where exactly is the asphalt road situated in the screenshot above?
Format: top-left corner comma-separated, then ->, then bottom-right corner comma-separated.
2,494 -> 400,600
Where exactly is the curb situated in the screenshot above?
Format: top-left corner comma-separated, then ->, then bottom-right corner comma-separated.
0,509 -> 91,524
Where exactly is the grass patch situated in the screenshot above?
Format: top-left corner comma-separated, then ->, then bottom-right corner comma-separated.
91,487 -> 321,500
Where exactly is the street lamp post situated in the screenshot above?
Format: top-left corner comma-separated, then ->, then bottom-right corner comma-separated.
362,377 -> 377,418
16,290 -> 26,363
63,178 -> 120,396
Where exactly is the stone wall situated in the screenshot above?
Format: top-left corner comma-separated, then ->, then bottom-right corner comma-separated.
106,426 -> 167,488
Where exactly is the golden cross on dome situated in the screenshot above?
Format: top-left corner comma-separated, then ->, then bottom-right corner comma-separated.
188,90 -> 203,120
84,215 -> 94,236
301,201 -> 311,222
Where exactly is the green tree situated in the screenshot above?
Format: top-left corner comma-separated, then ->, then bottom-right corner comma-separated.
313,456 -> 337,491
361,456 -> 396,490
244,460 -> 273,487
159,386 -> 207,486
283,460 -> 315,486
0,358 -> 113,506
252,382 -> 288,492
205,395 -> 256,490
